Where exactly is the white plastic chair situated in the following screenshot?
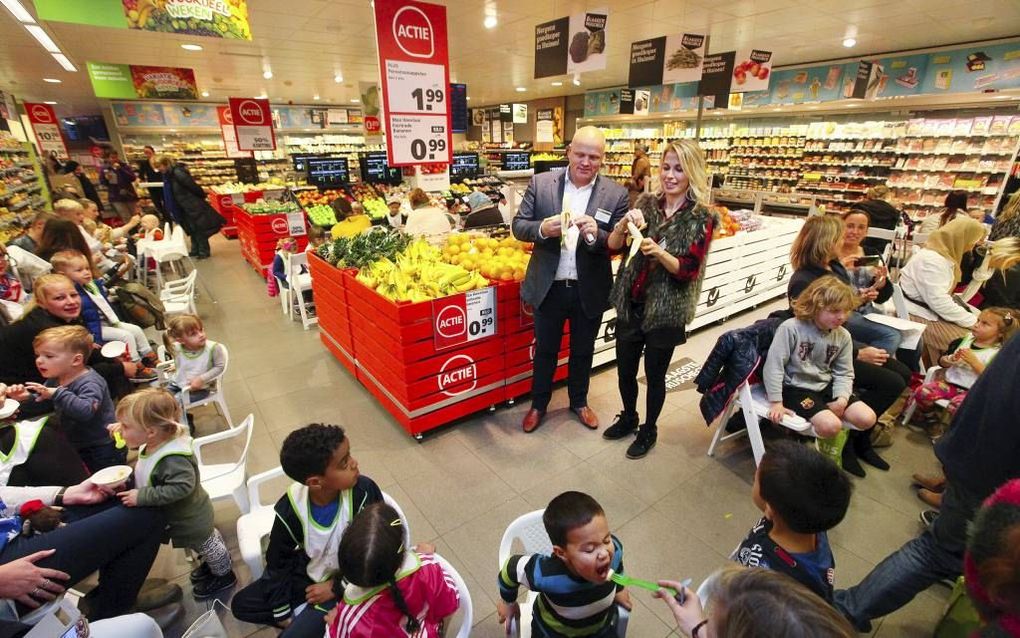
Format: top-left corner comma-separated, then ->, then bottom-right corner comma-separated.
288,252 -> 317,330
434,553 -> 472,638
194,413 -> 254,514
706,378 -> 863,467
160,269 -> 198,316
237,466 -> 287,580
273,273 -> 290,316
498,510 -> 628,638
179,341 -> 232,429
890,282 -> 911,321
865,226 -> 898,265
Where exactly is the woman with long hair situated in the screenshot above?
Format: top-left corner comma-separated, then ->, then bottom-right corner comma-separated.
35,218 -> 98,274
919,190 -> 969,234
603,139 -> 716,459
990,190 -> 1020,241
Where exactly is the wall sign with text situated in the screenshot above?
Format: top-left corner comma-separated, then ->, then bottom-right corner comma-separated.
88,62 -> 198,100
534,9 -> 609,78
35,0 -> 252,39
373,0 -> 452,166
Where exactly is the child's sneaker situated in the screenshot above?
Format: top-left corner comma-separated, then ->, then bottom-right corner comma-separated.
192,570 -> 237,600
189,561 -> 212,585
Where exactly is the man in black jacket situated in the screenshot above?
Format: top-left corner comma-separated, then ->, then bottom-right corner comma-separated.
512,127 -> 629,433
834,333 -> 1020,631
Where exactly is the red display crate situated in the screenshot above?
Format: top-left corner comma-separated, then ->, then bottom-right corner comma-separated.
234,207 -> 308,276
208,193 -> 239,239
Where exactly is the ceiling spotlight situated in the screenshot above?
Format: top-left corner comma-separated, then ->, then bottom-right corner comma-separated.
466,96 -> 471,101
842,37 -> 856,48
200,90 -> 209,97
351,98 -> 360,103
255,92 -> 267,99
572,75 -> 581,86
334,74 -> 343,83
181,43 -> 203,51
43,100 -> 57,104
483,15 -> 497,29
313,94 -> 321,100
515,86 -> 526,92
263,69 -> 273,79
43,77 -> 61,83
551,81 -> 563,86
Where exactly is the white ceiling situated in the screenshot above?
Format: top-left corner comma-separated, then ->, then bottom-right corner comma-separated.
1,0 -> 1019,117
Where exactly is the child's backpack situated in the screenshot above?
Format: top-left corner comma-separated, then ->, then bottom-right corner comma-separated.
113,282 -> 166,330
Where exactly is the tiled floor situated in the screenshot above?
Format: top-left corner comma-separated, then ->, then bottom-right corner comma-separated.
155,235 -> 948,637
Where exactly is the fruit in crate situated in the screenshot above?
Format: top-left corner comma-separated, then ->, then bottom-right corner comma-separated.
356,238 -> 489,302
242,199 -> 301,215
449,183 -> 470,195
711,206 -> 744,238
306,204 -> 338,227
363,198 -> 389,219
441,233 -> 531,282
296,188 -> 347,207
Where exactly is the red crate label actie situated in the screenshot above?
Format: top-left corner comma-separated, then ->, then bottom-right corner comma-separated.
432,286 -> 497,350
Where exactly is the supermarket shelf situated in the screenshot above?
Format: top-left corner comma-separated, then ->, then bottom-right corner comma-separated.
894,149 -> 1015,156
802,173 -> 887,181
891,166 -> 1007,174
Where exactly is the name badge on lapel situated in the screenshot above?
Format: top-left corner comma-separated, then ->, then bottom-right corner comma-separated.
594,209 -> 612,224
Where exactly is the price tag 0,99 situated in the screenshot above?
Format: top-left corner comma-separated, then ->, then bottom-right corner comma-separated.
465,287 -> 497,341
390,114 -> 450,165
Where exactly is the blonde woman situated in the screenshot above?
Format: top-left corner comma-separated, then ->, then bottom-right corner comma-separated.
603,139 -> 716,459
990,189 -> 1020,241
899,216 -> 987,365
981,237 -> 1020,309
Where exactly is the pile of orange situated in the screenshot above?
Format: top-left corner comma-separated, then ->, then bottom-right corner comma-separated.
441,234 -> 531,282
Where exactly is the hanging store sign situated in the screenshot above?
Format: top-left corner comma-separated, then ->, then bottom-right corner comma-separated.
228,97 -> 276,151
629,33 -> 706,88
35,0 -> 252,40
699,51 -> 736,101
359,82 -> 384,142
449,83 -> 468,133
534,9 -> 609,78
23,102 -> 68,159
731,48 -> 774,93
373,0 -> 452,166
88,62 -> 198,100
512,104 -> 528,124
216,106 -> 251,159
536,108 -> 554,143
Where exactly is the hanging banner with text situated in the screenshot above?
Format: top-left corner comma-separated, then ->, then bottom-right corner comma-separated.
35,0 -> 252,39
373,0 -> 452,166
216,106 -> 251,158
629,33 -> 706,88
23,102 -> 69,159
359,82 -> 384,143
699,51 -> 736,101
731,48 -> 774,93
228,97 -> 276,151
534,9 -> 609,78
88,62 -> 198,100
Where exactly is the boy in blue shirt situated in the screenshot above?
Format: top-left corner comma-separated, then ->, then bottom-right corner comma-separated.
735,440 -> 851,603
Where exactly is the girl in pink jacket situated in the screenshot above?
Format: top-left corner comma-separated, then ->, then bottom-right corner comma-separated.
327,502 -> 460,638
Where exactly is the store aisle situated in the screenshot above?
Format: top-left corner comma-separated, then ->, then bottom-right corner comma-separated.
157,235 -> 947,638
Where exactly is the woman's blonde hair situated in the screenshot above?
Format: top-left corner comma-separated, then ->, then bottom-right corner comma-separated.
20,273 -> 76,318
790,215 -> 843,270
998,190 -> 1020,226
153,154 -> 175,169
792,275 -> 859,321
116,388 -> 186,438
658,139 -> 710,205
981,307 -> 1019,344
988,237 -> 1020,272
166,313 -> 203,339
866,184 -> 891,200
704,566 -> 855,637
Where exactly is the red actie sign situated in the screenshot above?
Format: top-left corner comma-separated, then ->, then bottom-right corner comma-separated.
227,97 -> 276,151
217,105 -> 251,158
373,0 -> 452,166
23,102 -> 68,159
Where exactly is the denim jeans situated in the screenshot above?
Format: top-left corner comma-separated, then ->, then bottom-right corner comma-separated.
845,310 -> 902,353
833,480 -> 984,631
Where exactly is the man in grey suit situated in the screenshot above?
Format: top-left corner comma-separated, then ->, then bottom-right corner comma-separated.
512,126 -> 629,433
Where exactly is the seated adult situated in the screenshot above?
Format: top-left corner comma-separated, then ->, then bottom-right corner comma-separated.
0,406 -> 89,488
980,245 -> 1020,310
918,190 -> 969,235
989,191 -> 1020,242
35,219 -> 97,270
0,479 -> 175,631
899,217 -> 986,366
850,185 -> 903,255
787,215 -> 905,473
5,211 -> 56,256
656,566 -> 855,638
462,191 -> 504,229
0,274 -> 135,413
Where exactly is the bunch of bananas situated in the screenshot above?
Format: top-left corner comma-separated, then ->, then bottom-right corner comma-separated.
356,239 -> 489,303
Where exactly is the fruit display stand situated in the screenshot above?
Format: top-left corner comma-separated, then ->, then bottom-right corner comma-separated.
208,192 -> 242,239
307,253 -> 356,375
234,194 -> 308,276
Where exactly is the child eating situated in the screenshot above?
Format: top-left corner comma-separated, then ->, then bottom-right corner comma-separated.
909,307 -> 1016,431
110,388 -> 237,599
6,325 -> 124,472
763,275 -> 881,476
735,440 -> 852,603
230,423 -> 383,633
498,491 -> 630,637
50,249 -> 158,381
325,502 -> 460,637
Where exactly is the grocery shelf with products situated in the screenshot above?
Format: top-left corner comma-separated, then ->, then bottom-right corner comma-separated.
586,105 -> 1020,221
0,135 -> 49,245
